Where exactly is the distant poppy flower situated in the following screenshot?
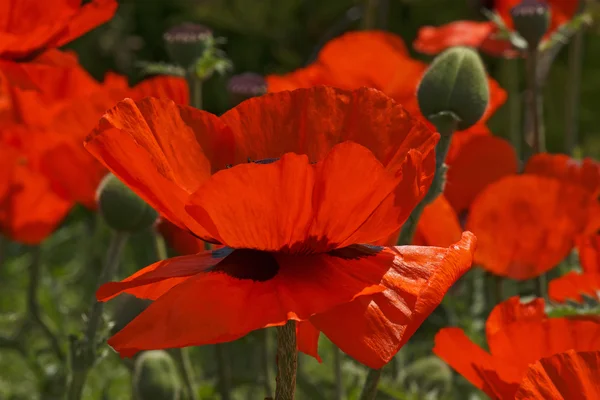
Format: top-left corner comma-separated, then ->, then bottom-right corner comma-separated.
514,350 -> 600,399
86,87 -> 476,368
549,234 -> 600,302
266,31 -> 507,134
414,0 -> 579,57
435,296 -> 600,399
466,175 -> 600,280
0,0 -> 118,60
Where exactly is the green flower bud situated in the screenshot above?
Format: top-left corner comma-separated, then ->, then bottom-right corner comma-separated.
96,173 -> 158,232
510,0 -> 550,48
417,47 -> 490,131
163,23 -> 213,68
133,351 -> 181,400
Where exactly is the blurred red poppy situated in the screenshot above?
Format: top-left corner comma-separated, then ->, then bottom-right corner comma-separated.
514,350 -> 600,399
414,0 -> 579,57
0,0 -> 117,60
86,87 -> 476,368
435,296 -> 600,399
466,175 -> 600,280
525,153 -> 600,197
266,31 -> 506,135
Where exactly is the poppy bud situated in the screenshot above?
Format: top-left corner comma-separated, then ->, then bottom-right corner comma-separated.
510,0 -> 550,48
163,23 -> 213,68
133,351 -> 181,400
417,47 -> 489,131
96,173 -> 158,232
227,72 -> 267,106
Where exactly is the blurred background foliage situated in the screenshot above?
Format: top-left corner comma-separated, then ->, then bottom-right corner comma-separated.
1,0 -> 599,399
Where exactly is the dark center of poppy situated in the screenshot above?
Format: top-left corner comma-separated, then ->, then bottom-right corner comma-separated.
211,249 -> 279,281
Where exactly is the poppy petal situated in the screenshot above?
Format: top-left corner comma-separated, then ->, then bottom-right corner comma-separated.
96,248 -> 234,302
548,272 -> 600,303
106,248 -> 388,357
485,296 -> 546,338
130,76 -> 190,106
157,219 -> 206,255
467,175 -> 600,280
576,234 -> 600,274
524,153 -> 600,196
413,195 -> 463,247
445,135 -> 519,215
309,232 -> 476,369
414,21 -> 508,56
297,321 -> 322,362
85,97 -> 233,240
54,0 -> 118,48
514,350 -> 600,400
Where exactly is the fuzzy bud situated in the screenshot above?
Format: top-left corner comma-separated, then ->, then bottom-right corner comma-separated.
417,46 -> 490,131
96,173 -> 158,232
163,23 -> 213,68
510,0 -> 550,48
133,351 -> 181,400
227,72 -> 267,106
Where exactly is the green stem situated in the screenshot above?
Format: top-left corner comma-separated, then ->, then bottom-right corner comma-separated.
359,369 -> 381,400
564,30 -> 584,156
333,347 -> 344,400
525,49 -> 545,154
66,232 -> 128,400
362,0 -> 379,29
500,58 -> 522,160
261,329 -> 273,398
215,344 -> 232,400
189,72 -> 203,111
491,274 -> 504,306
275,320 -> 297,400
153,230 -> 198,400
535,273 -> 548,301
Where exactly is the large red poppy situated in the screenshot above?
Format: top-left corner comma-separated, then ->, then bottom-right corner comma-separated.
514,350 -> 600,399
466,174 -> 600,280
266,31 -> 507,135
414,0 -> 579,57
435,296 -> 600,399
86,87 -> 476,368
0,0 -> 117,60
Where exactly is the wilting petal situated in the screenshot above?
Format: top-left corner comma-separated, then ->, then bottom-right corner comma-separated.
467,175 -> 600,280
297,321 -> 322,362
576,234 -> 600,274
309,233 -> 476,369
85,97 -> 234,239
222,86 -> 437,175
186,142 -> 426,252
525,153 -> 600,196
549,272 -> 600,303
485,296 -> 546,338
515,350 -> 600,400
106,248 -> 389,357
97,248 -> 234,301
445,135 -> 518,215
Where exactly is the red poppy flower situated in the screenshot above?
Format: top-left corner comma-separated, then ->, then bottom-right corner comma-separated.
0,0 -> 117,60
266,31 -> 506,134
466,175 -> 600,280
514,350 -> 600,399
548,234 -> 600,302
445,135 -> 519,216
435,296 -> 600,399
414,0 -> 579,57
86,87 -> 476,368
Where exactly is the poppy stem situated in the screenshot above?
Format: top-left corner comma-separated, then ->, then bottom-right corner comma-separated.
524,48 -> 545,155
152,230 -> 199,400
261,329 -> 273,397
362,0 -> 379,29
500,58 -> 522,161
66,232 -> 128,400
275,320 -> 297,400
564,30 -> 584,156
359,368 -> 381,400
215,344 -> 233,400
333,347 -> 345,400
188,72 -> 203,111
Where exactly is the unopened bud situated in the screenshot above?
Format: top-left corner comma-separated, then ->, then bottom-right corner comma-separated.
510,0 -> 550,48
97,173 -> 158,232
227,72 -> 267,106
133,351 -> 181,400
163,23 -> 213,68
417,47 -> 489,131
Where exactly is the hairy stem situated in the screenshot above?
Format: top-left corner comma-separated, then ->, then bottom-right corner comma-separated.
275,320 -> 297,400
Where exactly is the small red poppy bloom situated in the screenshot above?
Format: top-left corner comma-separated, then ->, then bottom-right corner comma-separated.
514,350 -> 600,399
435,296 -> 600,399
0,0 -> 117,60
266,31 -> 507,135
414,0 -> 579,57
86,87 -> 477,368
466,174 -> 600,280
525,153 -> 600,197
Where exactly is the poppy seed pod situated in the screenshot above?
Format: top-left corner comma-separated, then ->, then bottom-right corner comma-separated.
163,23 -> 213,68
227,72 -> 267,105
417,47 -> 490,131
133,351 -> 181,400
510,0 -> 550,48
96,173 -> 158,232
